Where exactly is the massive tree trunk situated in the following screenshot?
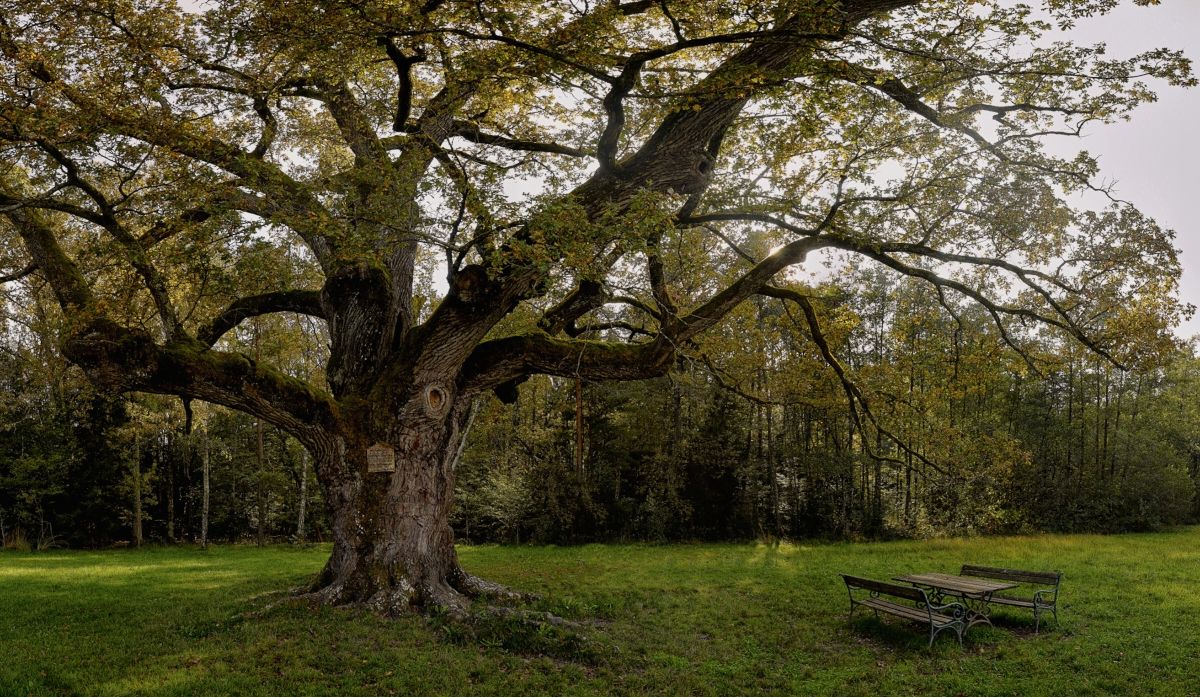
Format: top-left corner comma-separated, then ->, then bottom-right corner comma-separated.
302,381 -> 499,614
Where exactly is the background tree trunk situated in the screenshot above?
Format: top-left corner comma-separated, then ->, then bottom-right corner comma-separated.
256,417 -> 266,547
574,378 -> 585,479
166,438 -> 176,543
133,437 -> 143,548
201,428 -> 210,550
296,449 -> 308,544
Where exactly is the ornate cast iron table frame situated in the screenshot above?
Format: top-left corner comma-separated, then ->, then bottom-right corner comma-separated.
893,572 -> 1018,632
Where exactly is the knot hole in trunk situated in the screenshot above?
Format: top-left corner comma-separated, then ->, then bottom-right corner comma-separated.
423,383 -> 449,417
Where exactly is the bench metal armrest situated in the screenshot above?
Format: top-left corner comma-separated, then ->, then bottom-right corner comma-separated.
1032,588 -> 1056,606
927,599 -> 967,621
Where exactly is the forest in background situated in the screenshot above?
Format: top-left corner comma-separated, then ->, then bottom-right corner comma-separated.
4,257 -> 1197,550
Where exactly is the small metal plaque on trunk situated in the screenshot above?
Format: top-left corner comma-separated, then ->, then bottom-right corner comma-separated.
366,443 -> 396,473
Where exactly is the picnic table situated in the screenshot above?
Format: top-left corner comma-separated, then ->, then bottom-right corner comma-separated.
893,572 -> 1017,631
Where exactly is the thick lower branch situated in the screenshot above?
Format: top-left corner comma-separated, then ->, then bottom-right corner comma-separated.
461,334 -> 675,394
63,318 -> 338,439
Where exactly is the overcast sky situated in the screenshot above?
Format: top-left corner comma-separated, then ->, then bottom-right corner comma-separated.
1060,2 -> 1200,338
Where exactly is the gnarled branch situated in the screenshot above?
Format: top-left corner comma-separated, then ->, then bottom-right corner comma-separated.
198,290 -> 326,348
63,318 -> 338,443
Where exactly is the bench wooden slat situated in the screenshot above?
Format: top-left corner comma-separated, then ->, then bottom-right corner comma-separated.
987,596 -> 1036,608
859,598 -> 957,625
960,565 -> 1061,585
842,575 -> 926,603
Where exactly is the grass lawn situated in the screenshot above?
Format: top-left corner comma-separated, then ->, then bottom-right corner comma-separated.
3,528 -> 1199,696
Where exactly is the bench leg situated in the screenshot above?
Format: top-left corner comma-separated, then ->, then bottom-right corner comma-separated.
1035,603 -> 1058,632
928,623 -> 963,648
1034,606 -> 1041,633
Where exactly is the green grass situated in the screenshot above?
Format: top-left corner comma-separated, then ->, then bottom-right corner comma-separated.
3,529 -> 1199,696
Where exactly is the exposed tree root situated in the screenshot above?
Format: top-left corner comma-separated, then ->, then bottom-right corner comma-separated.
452,571 -> 539,603
477,605 -> 583,630
273,566 -> 538,621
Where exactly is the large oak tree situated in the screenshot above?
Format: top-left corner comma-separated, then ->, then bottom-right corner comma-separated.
0,0 -> 1191,613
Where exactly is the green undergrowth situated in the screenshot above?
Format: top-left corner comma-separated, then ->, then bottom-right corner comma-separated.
3,529 -> 1200,696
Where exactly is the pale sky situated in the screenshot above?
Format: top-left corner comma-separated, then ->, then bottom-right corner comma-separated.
1061,2 -> 1200,339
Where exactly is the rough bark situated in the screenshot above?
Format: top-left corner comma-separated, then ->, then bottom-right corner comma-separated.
303,393 -> 505,615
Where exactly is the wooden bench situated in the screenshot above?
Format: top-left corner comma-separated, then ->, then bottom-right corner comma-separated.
959,565 -> 1062,632
841,574 -> 966,647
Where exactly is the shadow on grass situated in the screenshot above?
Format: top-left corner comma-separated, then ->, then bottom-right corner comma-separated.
985,610 -> 1067,638
845,614 -> 997,653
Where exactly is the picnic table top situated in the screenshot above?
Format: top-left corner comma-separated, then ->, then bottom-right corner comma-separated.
892,572 -> 1019,596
